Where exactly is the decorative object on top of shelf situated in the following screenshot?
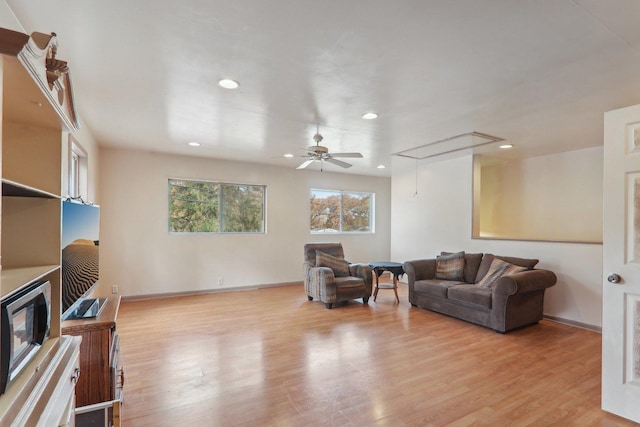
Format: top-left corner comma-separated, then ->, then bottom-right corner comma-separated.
0,28 -> 79,132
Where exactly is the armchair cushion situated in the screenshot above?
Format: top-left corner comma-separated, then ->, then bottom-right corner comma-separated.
476,258 -> 527,288
316,250 -> 350,277
435,251 -> 465,281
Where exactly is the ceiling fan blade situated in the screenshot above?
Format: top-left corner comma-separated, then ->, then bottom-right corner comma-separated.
326,158 -> 352,168
328,152 -> 363,158
296,159 -> 315,169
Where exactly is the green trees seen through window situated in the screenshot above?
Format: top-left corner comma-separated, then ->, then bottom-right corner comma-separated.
169,179 -> 265,233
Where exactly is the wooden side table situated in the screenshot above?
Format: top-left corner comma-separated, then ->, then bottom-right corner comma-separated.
368,262 -> 404,303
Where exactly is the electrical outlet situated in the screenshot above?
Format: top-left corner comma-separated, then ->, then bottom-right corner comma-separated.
217,277 -> 224,286
111,285 -> 118,294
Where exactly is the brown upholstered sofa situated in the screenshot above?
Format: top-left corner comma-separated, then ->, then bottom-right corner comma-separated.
403,252 -> 557,333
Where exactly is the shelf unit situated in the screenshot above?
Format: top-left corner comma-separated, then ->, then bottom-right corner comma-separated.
0,28 -> 81,425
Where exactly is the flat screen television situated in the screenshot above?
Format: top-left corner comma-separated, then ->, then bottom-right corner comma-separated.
61,200 -> 102,320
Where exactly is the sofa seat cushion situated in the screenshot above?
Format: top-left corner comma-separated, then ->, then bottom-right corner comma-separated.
447,285 -> 492,309
335,276 -> 365,288
414,279 -> 464,298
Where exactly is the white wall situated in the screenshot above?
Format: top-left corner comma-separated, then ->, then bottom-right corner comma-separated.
391,154 -> 603,328
98,147 -> 391,297
479,146 -> 602,242
0,1 -> 21,30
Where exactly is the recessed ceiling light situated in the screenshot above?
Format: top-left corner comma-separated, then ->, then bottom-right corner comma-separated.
377,164 -> 386,169
499,144 -> 514,149
218,79 -> 239,89
284,153 -> 294,158
362,112 -> 378,120
188,141 -> 201,147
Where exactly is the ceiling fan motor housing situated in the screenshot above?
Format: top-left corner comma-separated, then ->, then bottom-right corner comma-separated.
309,145 -> 329,154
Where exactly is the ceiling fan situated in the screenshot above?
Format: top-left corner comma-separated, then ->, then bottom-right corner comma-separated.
296,131 -> 363,171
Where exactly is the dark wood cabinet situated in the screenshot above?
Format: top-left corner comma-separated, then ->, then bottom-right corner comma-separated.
62,295 -> 123,407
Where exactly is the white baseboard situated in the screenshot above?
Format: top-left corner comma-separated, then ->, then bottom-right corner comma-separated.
121,281 -> 302,302
544,314 -> 601,333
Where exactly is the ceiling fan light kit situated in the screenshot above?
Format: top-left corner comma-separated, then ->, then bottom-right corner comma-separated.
296,129 -> 364,171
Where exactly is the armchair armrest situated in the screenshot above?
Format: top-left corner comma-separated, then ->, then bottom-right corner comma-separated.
403,259 -> 437,285
305,266 -> 338,301
349,263 -> 373,295
349,263 -> 372,281
492,269 -> 557,296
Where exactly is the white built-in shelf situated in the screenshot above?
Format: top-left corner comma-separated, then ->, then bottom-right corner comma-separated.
1,179 -> 59,199
0,265 -> 59,298
0,337 -> 60,421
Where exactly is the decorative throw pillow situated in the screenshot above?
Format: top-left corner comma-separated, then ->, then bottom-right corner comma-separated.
476,258 -> 527,288
435,251 -> 465,281
316,250 -> 350,277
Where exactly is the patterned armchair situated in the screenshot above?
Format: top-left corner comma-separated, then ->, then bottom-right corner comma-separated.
303,242 -> 373,309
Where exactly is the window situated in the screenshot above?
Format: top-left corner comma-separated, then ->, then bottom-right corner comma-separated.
168,179 -> 266,233
310,189 -> 374,233
68,136 -> 88,200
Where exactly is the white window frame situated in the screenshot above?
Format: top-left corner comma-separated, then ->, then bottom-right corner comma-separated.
168,178 -> 267,234
68,136 -> 88,201
310,188 -> 375,234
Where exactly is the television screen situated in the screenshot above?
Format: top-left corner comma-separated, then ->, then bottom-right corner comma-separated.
61,201 -> 100,315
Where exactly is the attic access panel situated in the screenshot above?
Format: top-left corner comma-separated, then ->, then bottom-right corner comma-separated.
393,132 -> 504,160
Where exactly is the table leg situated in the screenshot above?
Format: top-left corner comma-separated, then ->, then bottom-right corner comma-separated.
392,274 -> 399,303
373,268 -> 380,301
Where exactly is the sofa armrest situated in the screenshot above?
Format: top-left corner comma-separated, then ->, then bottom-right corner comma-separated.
492,269 -> 557,296
403,259 -> 436,285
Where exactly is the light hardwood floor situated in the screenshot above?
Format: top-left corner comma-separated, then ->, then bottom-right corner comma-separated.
117,280 -> 636,426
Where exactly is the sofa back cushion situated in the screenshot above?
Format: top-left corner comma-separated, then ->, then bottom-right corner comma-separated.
475,258 -> 527,288
435,251 -> 466,281
441,251 -> 483,283
474,254 -> 539,284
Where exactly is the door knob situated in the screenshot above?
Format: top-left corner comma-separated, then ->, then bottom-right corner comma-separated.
607,273 -> 622,284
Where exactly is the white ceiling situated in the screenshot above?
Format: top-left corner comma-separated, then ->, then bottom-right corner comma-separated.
6,0 -> 640,176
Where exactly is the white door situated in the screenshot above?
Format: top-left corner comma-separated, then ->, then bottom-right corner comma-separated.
602,104 -> 640,423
